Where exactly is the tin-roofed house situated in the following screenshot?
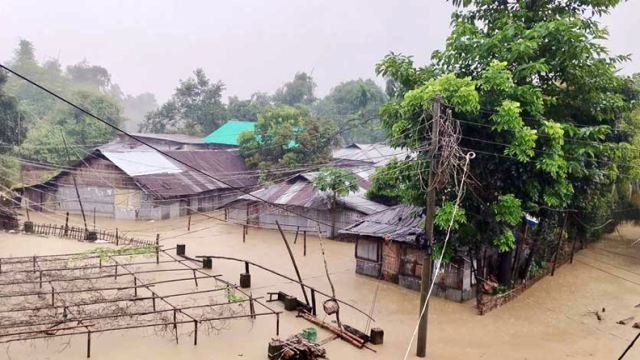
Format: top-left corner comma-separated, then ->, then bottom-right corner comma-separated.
340,205 -> 476,302
17,149 -> 257,220
224,172 -> 387,236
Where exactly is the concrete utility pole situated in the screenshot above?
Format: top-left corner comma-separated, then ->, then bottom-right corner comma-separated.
417,94 -> 441,357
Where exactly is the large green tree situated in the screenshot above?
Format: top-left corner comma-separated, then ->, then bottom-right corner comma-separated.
238,106 -> 338,176
313,79 -> 388,143
273,72 -> 317,107
0,70 -> 27,189
371,0 -> 640,285
140,69 -> 228,135
122,92 -> 158,132
20,89 -> 125,164
228,92 -> 271,122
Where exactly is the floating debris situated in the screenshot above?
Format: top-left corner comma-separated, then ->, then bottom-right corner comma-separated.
269,334 -> 327,360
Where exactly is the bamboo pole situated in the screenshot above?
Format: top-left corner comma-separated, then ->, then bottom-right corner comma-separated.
276,221 -> 310,306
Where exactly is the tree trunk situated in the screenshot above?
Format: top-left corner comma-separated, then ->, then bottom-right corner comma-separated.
330,194 -> 336,239
497,249 -> 514,286
521,243 -> 538,280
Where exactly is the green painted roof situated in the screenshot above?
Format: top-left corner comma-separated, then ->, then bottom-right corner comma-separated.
202,120 -> 255,145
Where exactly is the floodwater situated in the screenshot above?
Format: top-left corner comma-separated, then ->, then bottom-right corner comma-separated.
1,211 -> 639,359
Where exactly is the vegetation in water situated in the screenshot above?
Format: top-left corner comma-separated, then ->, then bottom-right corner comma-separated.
70,245 -> 157,262
224,288 -> 244,303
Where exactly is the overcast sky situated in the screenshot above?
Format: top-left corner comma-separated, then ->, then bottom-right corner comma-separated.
1,0 -> 638,103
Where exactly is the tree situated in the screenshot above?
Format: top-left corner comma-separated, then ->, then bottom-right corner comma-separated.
0,70 -> 27,189
373,0 -> 640,285
312,167 -> 359,238
20,89 -> 125,164
273,72 -> 317,107
366,157 -> 422,206
238,106 -> 338,175
122,93 -> 158,132
140,69 -> 228,134
228,92 -> 271,122
313,79 -> 388,143
66,60 -> 112,91
5,40 -> 62,121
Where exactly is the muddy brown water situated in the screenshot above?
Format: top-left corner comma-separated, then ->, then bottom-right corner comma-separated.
1,211 -> 639,359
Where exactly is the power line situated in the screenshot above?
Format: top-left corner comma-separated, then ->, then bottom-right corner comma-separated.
0,62 -> 424,234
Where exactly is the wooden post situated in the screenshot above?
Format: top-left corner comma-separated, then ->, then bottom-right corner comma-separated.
51,288 -> 55,306
115,264 -> 118,280
304,231 -> 307,257
250,292 -> 256,319
188,215 -> 192,231
87,330 -> 91,358
193,320 -> 198,346
193,269 -> 198,287
173,309 -> 179,344
275,221 -> 310,306
33,255 -> 36,270
417,94 -> 441,358
93,208 -> 96,231
61,132 -> 89,234
294,226 -> 300,244
311,289 -> 317,316
116,228 -> 119,246
243,225 -> 246,243
224,207 -> 228,221
39,271 -> 42,288
134,278 -> 138,297
156,234 -> 160,265
152,293 -> 156,311
64,212 -> 69,237
276,313 -> 280,336
551,214 -> 568,276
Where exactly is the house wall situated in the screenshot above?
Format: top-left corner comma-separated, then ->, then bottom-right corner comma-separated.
190,189 -> 239,213
352,235 -> 476,302
22,187 -> 55,212
50,156 -> 138,218
56,185 -> 115,217
25,156 -> 248,221
226,200 -> 367,235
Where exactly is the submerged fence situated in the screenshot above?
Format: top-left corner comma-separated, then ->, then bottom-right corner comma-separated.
24,222 -> 155,247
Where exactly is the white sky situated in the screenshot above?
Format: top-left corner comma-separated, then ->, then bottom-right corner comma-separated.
1,0 -> 638,102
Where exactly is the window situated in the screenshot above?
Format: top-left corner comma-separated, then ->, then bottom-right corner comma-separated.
356,238 -> 379,262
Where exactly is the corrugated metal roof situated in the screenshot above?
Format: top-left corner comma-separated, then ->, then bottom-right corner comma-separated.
332,143 -> 411,167
238,173 -> 386,215
340,205 -> 424,243
132,149 -> 257,198
202,121 -> 255,145
25,148 -> 257,200
102,151 -> 183,177
128,133 -> 204,144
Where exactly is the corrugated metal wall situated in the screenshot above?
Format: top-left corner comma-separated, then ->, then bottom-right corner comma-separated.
227,200 -> 367,234
56,185 -> 115,217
